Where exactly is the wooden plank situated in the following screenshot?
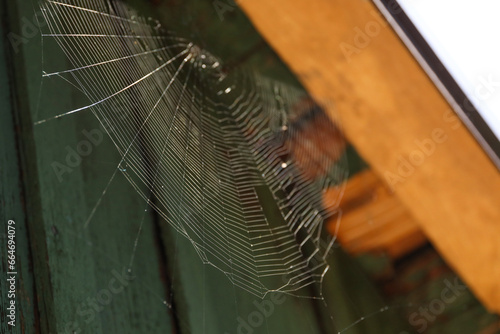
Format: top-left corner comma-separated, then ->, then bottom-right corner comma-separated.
157,223 -> 332,334
0,1 -> 37,331
5,0 -> 177,332
237,0 -> 500,313
158,221 -> 412,333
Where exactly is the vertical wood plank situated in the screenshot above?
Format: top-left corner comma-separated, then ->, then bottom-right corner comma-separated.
4,0 -> 177,332
0,1 -> 37,331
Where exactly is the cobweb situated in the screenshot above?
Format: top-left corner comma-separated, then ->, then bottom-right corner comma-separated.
37,0 -> 348,298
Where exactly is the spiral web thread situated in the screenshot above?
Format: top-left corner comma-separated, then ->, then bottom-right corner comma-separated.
38,0 -> 348,298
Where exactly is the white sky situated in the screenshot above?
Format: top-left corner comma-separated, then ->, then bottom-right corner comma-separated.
398,0 -> 500,140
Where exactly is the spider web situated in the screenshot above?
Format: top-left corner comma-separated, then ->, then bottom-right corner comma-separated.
37,0 -> 348,298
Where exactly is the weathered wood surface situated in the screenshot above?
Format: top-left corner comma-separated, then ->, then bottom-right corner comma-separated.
4,0 -> 176,332
0,1 -> 37,331
238,0 -> 500,313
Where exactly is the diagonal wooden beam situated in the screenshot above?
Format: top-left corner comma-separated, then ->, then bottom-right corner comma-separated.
238,0 -> 500,312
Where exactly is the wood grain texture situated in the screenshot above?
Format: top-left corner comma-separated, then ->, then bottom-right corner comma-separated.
0,1 -> 37,330
5,0 -> 177,332
157,220 -> 410,334
237,0 -> 500,312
